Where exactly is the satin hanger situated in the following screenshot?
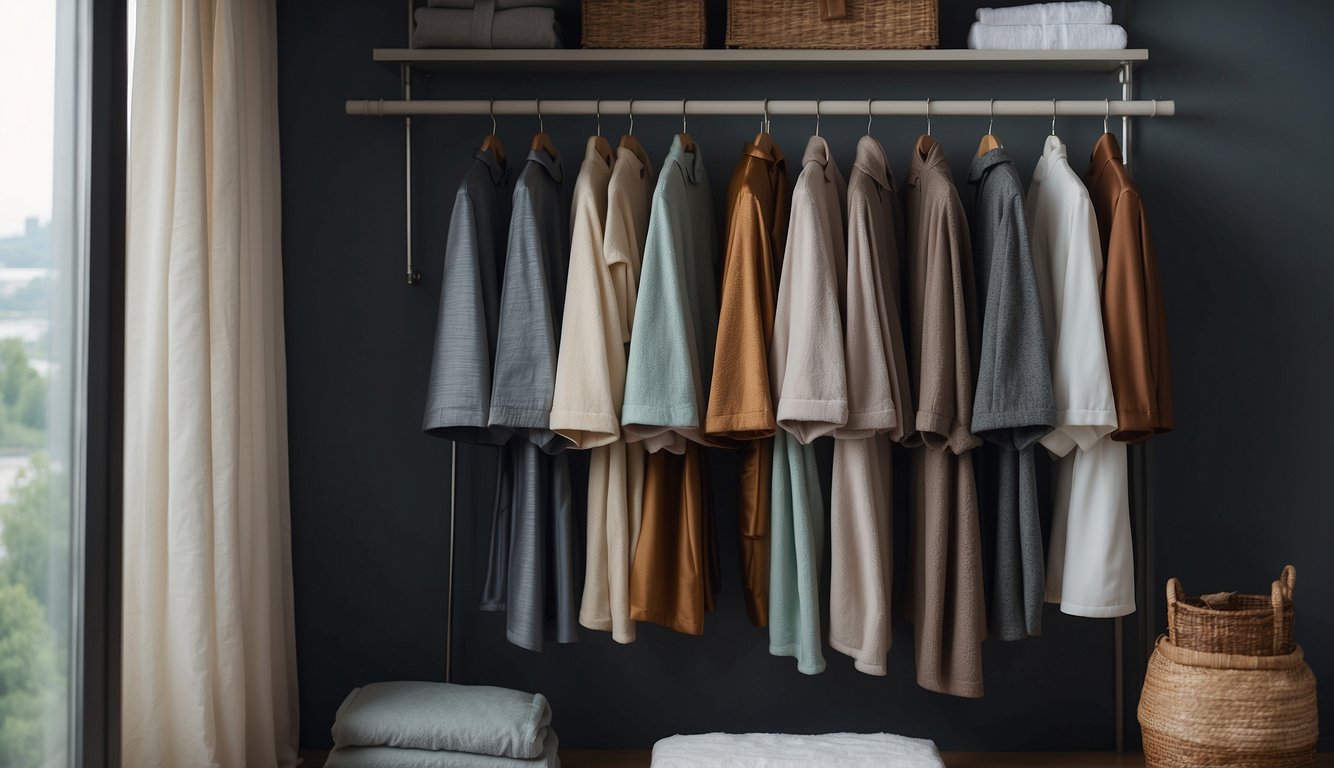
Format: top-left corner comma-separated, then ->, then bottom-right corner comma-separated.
619,98 -> 644,156
530,98 -> 557,158
915,97 -> 937,158
678,99 -> 695,153
480,98 -> 506,165
591,98 -> 613,165
977,98 -> 1002,157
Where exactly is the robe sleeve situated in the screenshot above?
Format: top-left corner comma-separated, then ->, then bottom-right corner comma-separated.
773,188 -> 849,444
707,189 -> 777,441
621,183 -> 692,454
1103,186 -> 1174,443
1039,195 -> 1117,457
971,195 -> 1056,451
424,187 -> 508,445
835,193 -> 896,439
550,179 -> 619,449
490,185 -> 562,453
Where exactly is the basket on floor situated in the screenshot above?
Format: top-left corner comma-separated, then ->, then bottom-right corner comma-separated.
582,0 -> 706,49
1139,636 -> 1318,768
726,0 -> 938,50
1168,565 -> 1296,656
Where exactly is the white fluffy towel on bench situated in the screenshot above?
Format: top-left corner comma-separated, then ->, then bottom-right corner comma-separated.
650,732 -> 945,767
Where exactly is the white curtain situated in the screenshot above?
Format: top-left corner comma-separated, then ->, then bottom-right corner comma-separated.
123,0 -> 298,764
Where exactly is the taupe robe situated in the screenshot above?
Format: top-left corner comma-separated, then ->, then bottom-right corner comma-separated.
903,138 -> 986,698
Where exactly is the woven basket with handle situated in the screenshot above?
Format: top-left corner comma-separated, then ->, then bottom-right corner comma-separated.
1140,565 -> 1318,768
582,0 -> 706,49
1168,565 -> 1296,656
726,0 -> 938,50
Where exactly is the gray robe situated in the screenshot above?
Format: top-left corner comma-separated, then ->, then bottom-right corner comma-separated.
967,147 -> 1056,641
482,148 -> 578,651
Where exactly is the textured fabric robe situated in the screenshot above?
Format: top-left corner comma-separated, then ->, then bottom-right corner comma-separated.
769,136 -> 847,675
967,147 -> 1056,641
903,138 -> 986,698
623,136 -> 720,634
828,136 -> 913,676
1028,135 -> 1132,618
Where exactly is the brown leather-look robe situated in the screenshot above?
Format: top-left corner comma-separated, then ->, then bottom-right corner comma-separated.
1084,133 -> 1174,443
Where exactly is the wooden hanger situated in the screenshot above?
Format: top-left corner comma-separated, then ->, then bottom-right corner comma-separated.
591,99 -> 613,165
592,135 -> 613,166
480,134 -> 505,165
916,99 -> 936,159
977,98 -> 1002,157
531,98 -> 557,158
916,133 -> 937,160
619,99 -> 643,155
678,99 -> 695,153
531,131 -> 557,158
480,99 -> 505,165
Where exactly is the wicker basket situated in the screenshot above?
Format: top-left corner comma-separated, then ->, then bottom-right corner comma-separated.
582,0 -> 706,49
1139,636 -> 1318,768
1168,565 -> 1296,657
726,0 -> 937,50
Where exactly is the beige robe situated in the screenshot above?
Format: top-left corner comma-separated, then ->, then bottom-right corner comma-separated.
828,136 -> 912,676
903,138 -> 986,698
551,138 -> 653,643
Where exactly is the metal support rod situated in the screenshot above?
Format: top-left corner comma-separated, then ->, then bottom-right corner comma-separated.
402,66 -> 421,286
446,442 -> 457,682
346,97 -> 1176,118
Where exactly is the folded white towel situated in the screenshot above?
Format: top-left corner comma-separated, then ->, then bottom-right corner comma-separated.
976,1 -> 1112,26
968,22 -> 1127,50
651,732 -> 945,768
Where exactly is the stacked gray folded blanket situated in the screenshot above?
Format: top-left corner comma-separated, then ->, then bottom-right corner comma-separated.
968,1 -> 1127,50
412,0 -> 562,49
326,682 -> 561,768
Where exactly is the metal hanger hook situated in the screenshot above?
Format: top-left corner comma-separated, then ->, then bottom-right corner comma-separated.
925,97 -> 932,136
1104,97 -> 1110,134
681,98 -> 687,134
1151,98 -> 1159,118
627,98 -> 635,136
815,99 -> 821,137
762,98 -> 770,133
595,98 -> 602,137
867,99 -> 873,136
537,98 -> 544,134
1051,98 -> 1057,136
988,97 -> 995,135
489,98 -> 497,134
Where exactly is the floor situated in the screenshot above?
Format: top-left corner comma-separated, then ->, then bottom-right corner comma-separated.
303,749 -> 1334,766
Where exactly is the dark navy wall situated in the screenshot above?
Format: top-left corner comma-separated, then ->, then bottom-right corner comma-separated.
276,0 -> 1334,751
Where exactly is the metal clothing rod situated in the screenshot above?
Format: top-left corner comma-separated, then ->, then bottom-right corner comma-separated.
346,98 -> 1176,119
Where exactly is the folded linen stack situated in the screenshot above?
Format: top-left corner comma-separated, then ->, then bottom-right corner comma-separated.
412,0 -> 562,49
325,682 -> 560,768
968,1 -> 1127,50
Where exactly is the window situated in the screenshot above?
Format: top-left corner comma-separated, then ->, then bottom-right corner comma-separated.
0,0 -> 91,764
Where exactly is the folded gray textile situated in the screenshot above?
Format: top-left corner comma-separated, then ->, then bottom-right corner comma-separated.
427,0 -> 557,9
324,730 -> 560,768
332,682 -> 552,759
411,6 -> 562,49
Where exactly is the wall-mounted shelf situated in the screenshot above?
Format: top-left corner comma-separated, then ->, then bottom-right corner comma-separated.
374,48 -> 1148,74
